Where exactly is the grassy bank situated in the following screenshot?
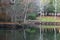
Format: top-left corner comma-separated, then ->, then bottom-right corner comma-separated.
37,16 -> 60,22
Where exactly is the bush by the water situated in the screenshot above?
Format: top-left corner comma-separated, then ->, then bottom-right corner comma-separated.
27,13 -> 37,20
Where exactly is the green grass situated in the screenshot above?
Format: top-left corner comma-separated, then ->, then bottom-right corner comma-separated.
36,16 -> 60,28
37,16 -> 60,22
40,25 -> 60,28
40,17 -> 55,22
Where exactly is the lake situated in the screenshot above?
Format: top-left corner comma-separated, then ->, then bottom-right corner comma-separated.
0,27 -> 60,40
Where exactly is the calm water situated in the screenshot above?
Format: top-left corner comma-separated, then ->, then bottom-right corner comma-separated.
0,28 -> 60,40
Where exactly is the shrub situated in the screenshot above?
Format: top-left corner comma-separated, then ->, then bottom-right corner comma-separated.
27,13 -> 37,20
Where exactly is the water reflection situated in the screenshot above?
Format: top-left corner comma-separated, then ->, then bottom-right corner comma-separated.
0,27 -> 60,40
